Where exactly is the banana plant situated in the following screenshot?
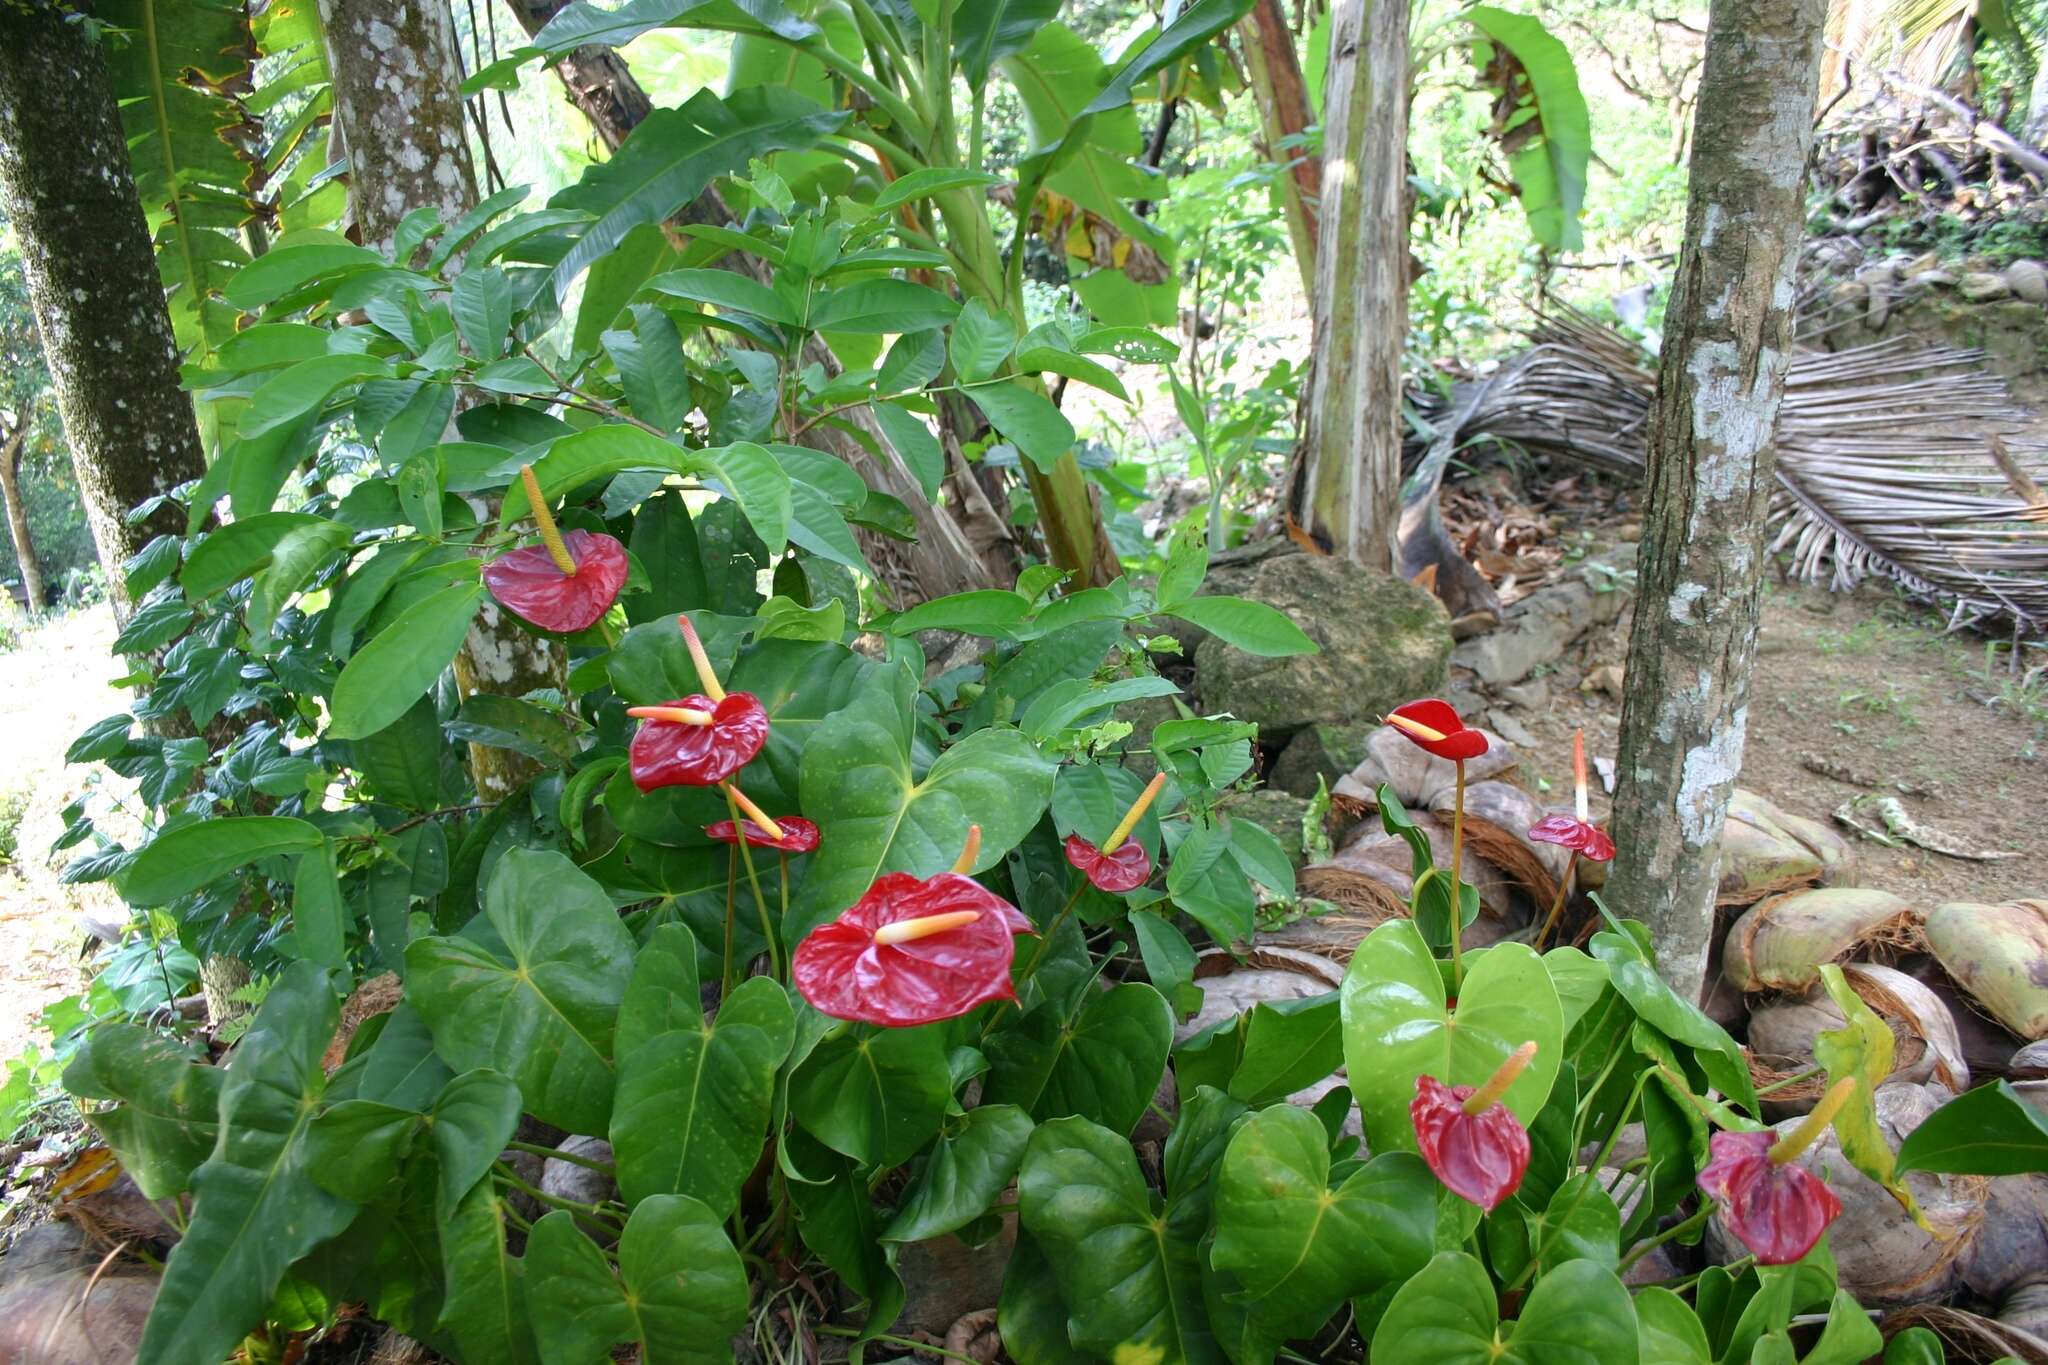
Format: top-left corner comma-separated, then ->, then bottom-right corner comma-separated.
515,0 -> 1257,586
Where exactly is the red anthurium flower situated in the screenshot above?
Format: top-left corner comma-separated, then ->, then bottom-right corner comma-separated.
1385,698 -> 1490,762
706,815 -> 819,852
791,865 -> 1032,1027
1527,730 -> 1616,862
1063,772 -> 1168,892
1527,815 -> 1617,862
1699,1080 -> 1851,1265
482,466 -> 628,632
627,692 -> 768,790
1412,1042 -> 1537,1212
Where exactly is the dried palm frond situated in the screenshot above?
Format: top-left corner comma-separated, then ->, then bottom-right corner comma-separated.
1408,308 -> 2048,635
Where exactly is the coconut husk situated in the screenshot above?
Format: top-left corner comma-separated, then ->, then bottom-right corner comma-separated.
1333,724 -> 1521,812
1769,804 -> 1859,886
1458,782 -> 1571,892
320,971 -> 403,1073
1924,900 -> 2048,1041
1258,903 -> 1398,963
1295,865 -> 1410,927
1716,791 -> 1831,906
1749,965 -> 1972,1113
1178,946 -> 1344,1044
1710,1082 -> 1986,1306
2001,1281 -> 2048,1351
1884,1302 -> 2048,1365
1321,819 -> 1524,924
1723,888 -> 1921,993
1961,1175 -> 2048,1301
1900,954 -> 2031,1079
2012,1042 -> 2048,1080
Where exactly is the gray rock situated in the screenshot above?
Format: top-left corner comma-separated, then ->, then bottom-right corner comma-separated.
0,1221 -> 158,1365
542,1135 -> 619,1239
1486,709 -> 1540,748
1961,271 -> 2012,301
1192,548 -> 1452,735
1451,549 -> 1637,686
2009,259 -> 2048,303
1268,722 -> 1377,798
1907,269 -> 1957,289
1495,677 -> 1551,710
1217,789 -> 1312,868
891,1222 -> 1016,1335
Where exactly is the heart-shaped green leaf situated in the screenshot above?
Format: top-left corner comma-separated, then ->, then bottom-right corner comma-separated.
63,1023 -> 223,1200
139,962 -> 356,1365
883,1103 -> 1034,1243
1370,1250 -> 1637,1364
431,1069 -> 523,1214
611,975 -> 794,1216
405,848 -> 636,1132
789,1022 -> 952,1167
796,666 -> 1054,934
438,1181 -> 538,1365
1018,1116 -> 1221,1364
525,1195 -> 748,1363
1635,1284 -> 1711,1364
1211,1105 -> 1438,1342
984,981 -> 1173,1136
1340,921 -> 1563,1156
1227,993 -> 1342,1106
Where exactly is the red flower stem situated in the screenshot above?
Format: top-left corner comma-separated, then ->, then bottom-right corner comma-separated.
721,847 -> 738,1000
520,465 -> 577,576
724,785 -> 780,978
1532,855 -> 1577,951
1449,757 -> 1467,992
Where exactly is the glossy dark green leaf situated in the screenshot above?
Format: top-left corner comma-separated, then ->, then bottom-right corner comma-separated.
291,848 -> 349,973
1370,1250 -> 1637,1365
1634,1285 -> 1712,1364
1211,1106 -> 1438,1342
432,1069 -> 523,1213
329,580 -> 485,740
789,1022 -> 952,1167
1017,1115 -> 1221,1364
121,816 -> 325,907
405,847 -> 635,1132
303,1099 -> 419,1200
62,1024 -> 223,1200
984,982 -> 1173,1136
614,922 -> 703,1058
525,1195 -> 749,1363
611,975 -> 793,1216
1896,1078 -> 2048,1174
785,1126 -> 905,1330
1228,993 -> 1341,1106
883,1103 -> 1033,1243
438,1181 -> 539,1365
968,379 -> 1073,472
809,278 -> 961,332
138,962 -> 354,1365
998,1230 -> 1077,1365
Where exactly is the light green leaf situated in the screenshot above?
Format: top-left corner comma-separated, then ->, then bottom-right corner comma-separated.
62,1024 -> 224,1200
808,278 -> 961,333
121,816 -> 325,907
1165,595 -> 1317,657
645,266 -> 799,324
949,300 -> 1018,383
1466,7 -> 1592,252
329,581 -> 485,739
870,167 -> 1003,210
405,848 -> 636,1132
967,380 -> 1073,472
452,266 -> 514,360
870,399 -> 944,502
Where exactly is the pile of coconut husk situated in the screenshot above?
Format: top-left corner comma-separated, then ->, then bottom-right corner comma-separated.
1401,308 -> 2048,637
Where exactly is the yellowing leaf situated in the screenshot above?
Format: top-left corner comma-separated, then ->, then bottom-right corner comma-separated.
1813,964 -> 1931,1231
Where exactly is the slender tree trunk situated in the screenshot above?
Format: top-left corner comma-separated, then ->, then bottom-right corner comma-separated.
1286,0 -> 1407,568
502,0 -> 1005,606
323,0 -> 566,799
1606,0 -> 1827,1000
1238,0 -> 1321,290
0,1 -> 208,625
0,420 -> 45,610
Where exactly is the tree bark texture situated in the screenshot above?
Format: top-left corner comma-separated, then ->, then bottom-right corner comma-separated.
1606,0 -> 1827,1001
0,1 -> 209,624
1288,0 -> 1407,570
1238,0 -> 1321,290
503,0 -> 1006,606
320,0 -> 484,255
0,419 -> 44,610
324,0 -> 566,799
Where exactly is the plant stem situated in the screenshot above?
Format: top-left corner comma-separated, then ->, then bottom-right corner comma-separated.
1532,855 -> 1576,951
726,784 -> 780,977
506,1140 -> 614,1176
1449,757 -> 1467,992
1754,1064 -> 1827,1097
492,1165 -> 623,1228
723,846 -> 738,1000
1620,1203 -> 1712,1273
778,850 -> 790,928
813,1326 -> 981,1364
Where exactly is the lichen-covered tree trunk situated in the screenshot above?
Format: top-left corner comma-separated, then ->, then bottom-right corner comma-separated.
0,1 -> 208,625
503,0 -> 1002,607
1238,0 -> 1320,291
323,0 -> 566,799
0,419 -> 45,610
1606,0 -> 1827,1000
1287,0 -> 1407,569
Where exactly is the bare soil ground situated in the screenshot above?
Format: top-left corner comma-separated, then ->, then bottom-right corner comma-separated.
1506,576 -> 2048,908
0,605 -> 133,1065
